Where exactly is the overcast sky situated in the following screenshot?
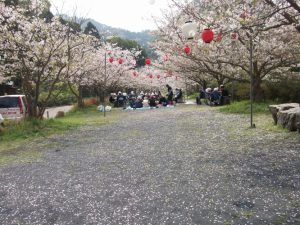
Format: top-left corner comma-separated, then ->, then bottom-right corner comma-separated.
50,0 -> 170,32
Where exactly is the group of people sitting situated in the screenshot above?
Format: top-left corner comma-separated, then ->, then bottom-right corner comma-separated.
108,85 -> 183,109
197,84 -> 230,106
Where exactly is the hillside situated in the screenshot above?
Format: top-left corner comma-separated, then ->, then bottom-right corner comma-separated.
81,19 -> 154,47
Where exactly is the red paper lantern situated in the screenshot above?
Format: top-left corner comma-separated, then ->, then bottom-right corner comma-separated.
118,58 -> 123,64
133,71 -> 138,77
201,28 -> 214,43
108,57 -> 114,63
163,55 -> 169,62
184,45 -> 191,54
145,58 -> 151,65
231,32 -> 238,41
157,74 -> 160,79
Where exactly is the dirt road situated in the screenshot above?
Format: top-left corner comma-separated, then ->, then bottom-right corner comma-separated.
1,106 -> 299,224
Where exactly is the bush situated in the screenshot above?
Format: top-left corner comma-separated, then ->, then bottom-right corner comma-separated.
187,92 -> 198,100
223,75 -> 300,103
264,74 -> 300,103
39,89 -> 76,107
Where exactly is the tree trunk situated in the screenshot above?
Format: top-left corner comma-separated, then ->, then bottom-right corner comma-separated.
98,87 -> 104,103
27,98 -> 39,118
252,61 -> 264,102
77,85 -> 84,108
200,80 -> 207,90
67,82 -> 84,108
22,78 -> 39,119
253,77 -> 264,102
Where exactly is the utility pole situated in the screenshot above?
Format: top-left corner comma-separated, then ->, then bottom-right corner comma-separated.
103,50 -> 107,117
249,33 -> 255,128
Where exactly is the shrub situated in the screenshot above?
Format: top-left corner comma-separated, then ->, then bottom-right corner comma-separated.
264,74 -> 300,103
39,89 -> 76,107
187,92 -> 198,100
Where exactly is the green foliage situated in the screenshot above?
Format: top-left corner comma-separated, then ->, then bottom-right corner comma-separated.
39,91 -> 76,107
219,100 -> 271,114
187,92 -> 199,100
290,67 -> 300,73
264,74 -> 300,103
225,75 -> 300,103
84,22 -> 100,39
11,0 -> 53,21
39,82 -> 77,107
234,82 -> 250,101
107,36 -> 148,67
4,0 -> 19,6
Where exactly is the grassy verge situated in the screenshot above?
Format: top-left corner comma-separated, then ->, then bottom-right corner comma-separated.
218,100 -> 300,139
218,100 -> 272,114
0,105 -> 123,165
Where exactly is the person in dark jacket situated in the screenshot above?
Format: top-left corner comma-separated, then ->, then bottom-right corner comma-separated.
220,84 -> 230,105
166,84 -> 173,102
134,96 -> 143,108
210,87 -> 221,105
174,88 -> 183,103
148,94 -> 158,108
116,91 -> 125,107
128,91 -> 136,108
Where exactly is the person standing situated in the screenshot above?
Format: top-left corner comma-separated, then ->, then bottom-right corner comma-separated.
220,84 -> 229,105
174,88 -> 183,103
166,84 -> 173,103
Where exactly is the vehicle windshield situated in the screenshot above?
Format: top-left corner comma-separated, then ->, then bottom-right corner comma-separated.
0,97 -> 19,108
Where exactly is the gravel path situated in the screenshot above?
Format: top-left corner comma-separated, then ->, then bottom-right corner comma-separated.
0,105 -> 299,225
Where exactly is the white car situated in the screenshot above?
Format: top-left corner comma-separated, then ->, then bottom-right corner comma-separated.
0,95 -> 27,120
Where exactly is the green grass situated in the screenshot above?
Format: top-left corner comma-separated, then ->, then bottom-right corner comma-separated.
187,92 -> 198,100
219,101 -> 300,139
0,105 -> 123,165
219,100 -> 272,114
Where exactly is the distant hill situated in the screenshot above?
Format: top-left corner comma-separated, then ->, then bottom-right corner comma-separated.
81,19 -> 154,47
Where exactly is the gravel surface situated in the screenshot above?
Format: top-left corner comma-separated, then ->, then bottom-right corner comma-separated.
0,105 -> 299,225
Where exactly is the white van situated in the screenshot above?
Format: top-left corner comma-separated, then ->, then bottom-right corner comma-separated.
0,95 -> 27,120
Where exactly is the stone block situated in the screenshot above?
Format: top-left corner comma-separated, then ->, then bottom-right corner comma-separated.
269,103 -> 299,125
269,103 -> 300,132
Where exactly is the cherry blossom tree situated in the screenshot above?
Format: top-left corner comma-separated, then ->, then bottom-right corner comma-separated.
152,0 -> 300,101
0,1 -> 72,118
88,44 -> 139,102
264,0 -> 300,32
63,33 -> 98,108
129,60 -> 185,94
0,1 -> 144,115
